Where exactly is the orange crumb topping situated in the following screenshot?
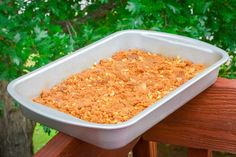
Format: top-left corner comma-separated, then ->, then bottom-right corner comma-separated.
33,49 -> 205,124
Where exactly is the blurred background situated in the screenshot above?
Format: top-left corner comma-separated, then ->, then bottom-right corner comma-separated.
0,0 -> 235,157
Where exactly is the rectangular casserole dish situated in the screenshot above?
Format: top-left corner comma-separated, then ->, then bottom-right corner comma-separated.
7,30 -> 229,149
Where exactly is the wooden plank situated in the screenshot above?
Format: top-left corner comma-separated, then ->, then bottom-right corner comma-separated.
132,138 -> 151,157
133,138 -> 150,157
143,78 -> 236,154
34,133 -> 73,157
34,133 -> 139,157
149,141 -> 158,157
188,148 -> 212,157
132,138 -> 157,157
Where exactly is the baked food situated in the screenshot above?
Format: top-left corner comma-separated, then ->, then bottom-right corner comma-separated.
33,49 -> 205,124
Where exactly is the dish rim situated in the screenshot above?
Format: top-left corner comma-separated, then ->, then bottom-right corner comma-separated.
7,30 -> 229,130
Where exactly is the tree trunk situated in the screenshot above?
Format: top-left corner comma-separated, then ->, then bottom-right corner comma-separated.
0,81 -> 35,157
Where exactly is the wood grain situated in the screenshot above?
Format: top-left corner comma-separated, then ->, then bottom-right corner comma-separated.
34,133 -> 139,157
188,148 -> 212,157
34,78 -> 236,156
143,78 -> 236,154
132,138 -> 151,157
149,141 -> 158,157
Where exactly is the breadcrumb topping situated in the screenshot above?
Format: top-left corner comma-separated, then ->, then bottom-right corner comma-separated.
33,49 -> 205,124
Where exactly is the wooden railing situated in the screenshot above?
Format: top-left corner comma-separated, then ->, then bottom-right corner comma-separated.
34,78 -> 236,157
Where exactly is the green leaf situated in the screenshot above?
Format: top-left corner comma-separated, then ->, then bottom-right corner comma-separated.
202,1 -> 212,14
12,55 -> 21,66
34,26 -> 48,41
99,0 -> 108,4
40,124 -> 52,136
13,33 -> 21,43
0,0 -> 235,82
125,1 -> 142,15
166,4 -> 180,14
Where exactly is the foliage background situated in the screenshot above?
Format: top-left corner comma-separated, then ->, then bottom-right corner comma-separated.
0,0 -> 235,156
1,0 -> 235,82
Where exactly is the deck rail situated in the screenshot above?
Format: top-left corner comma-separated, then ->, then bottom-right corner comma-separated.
34,78 -> 236,157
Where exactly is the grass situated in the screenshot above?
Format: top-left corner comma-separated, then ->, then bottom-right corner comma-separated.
33,123 -> 57,154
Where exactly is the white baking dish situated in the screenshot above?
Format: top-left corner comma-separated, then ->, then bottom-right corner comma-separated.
7,30 -> 228,149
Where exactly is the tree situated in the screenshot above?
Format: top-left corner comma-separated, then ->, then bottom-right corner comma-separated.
0,1 -> 75,156
0,0 -> 235,156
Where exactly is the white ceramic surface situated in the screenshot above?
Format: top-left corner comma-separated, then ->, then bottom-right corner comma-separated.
7,30 -> 228,149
